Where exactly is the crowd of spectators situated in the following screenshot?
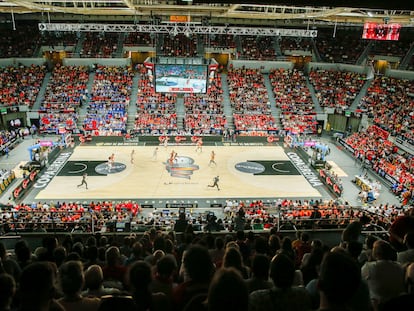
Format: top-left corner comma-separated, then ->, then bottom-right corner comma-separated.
37,32 -> 78,50
227,68 -> 276,134
0,23 -> 40,58
279,37 -> 313,54
0,65 -> 46,108
135,68 -> 177,134
368,40 -> 412,59
40,65 -> 89,134
1,200 -> 142,233
1,203 -> 414,311
238,36 -> 276,60
358,76 -> 414,144
204,34 -> 236,49
344,125 -> 414,198
1,196 -> 399,236
308,69 -> 366,111
0,60 -> 411,141
124,32 -> 153,46
0,129 -> 25,156
315,29 -> 366,64
3,24 -> 414,68
269,68 -> 316,135
159,34 -> 198,57
80,33 -> 120,58
279,113 -> 317,137
223,198 -> 391,232
0,198 -> 402,241
0,130 -> 19,149
84,66 -> 133,136
184,74 -> 226,135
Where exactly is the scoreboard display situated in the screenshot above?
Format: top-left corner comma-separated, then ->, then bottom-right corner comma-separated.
155,64 -> 208,93
362,22 -> 401,41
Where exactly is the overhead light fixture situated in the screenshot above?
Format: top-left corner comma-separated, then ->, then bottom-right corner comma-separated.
367,12 -> 373,17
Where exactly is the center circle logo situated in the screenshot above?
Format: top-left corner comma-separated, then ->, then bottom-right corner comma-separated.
235,162 -> 265,174
164,156 -> 199,179
95,162 -> 126,175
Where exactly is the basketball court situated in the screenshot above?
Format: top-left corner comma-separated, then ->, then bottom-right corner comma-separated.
33,145 -> 323,201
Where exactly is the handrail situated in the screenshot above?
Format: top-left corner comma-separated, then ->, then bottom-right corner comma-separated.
0,204 -> 394,235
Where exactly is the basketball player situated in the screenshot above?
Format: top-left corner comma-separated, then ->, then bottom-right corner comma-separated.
209,150 -> 216,167
77,173 -> 88,189
208,176 -> 220,191
169,150 -> 177,165
107,156 -> 113,172
195,138 -> 203,153
163,137 -> 169,149
130,149 -> 135,164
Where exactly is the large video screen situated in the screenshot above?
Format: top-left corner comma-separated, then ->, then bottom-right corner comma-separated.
362,23 -> 401,41
155,64 -> 208,93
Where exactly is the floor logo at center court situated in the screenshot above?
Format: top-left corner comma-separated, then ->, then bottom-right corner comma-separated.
164,156 -> 199,179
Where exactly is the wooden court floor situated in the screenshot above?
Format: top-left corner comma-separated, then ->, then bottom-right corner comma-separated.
35,145 -> 322,201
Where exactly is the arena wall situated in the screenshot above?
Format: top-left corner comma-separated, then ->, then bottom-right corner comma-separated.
62,57 -> 131,67
0,58 -> 45,67
229,60 -> 294,72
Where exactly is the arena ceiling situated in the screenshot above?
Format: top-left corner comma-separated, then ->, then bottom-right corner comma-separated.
0,0 -> 413,27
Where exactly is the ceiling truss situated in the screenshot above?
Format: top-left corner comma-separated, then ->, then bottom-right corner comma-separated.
38,22 -> 318,37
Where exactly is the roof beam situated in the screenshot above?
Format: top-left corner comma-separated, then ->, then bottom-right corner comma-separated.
1,1 -> 413,26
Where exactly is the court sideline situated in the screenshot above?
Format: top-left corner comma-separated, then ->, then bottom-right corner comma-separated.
0,135 -> 400,208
